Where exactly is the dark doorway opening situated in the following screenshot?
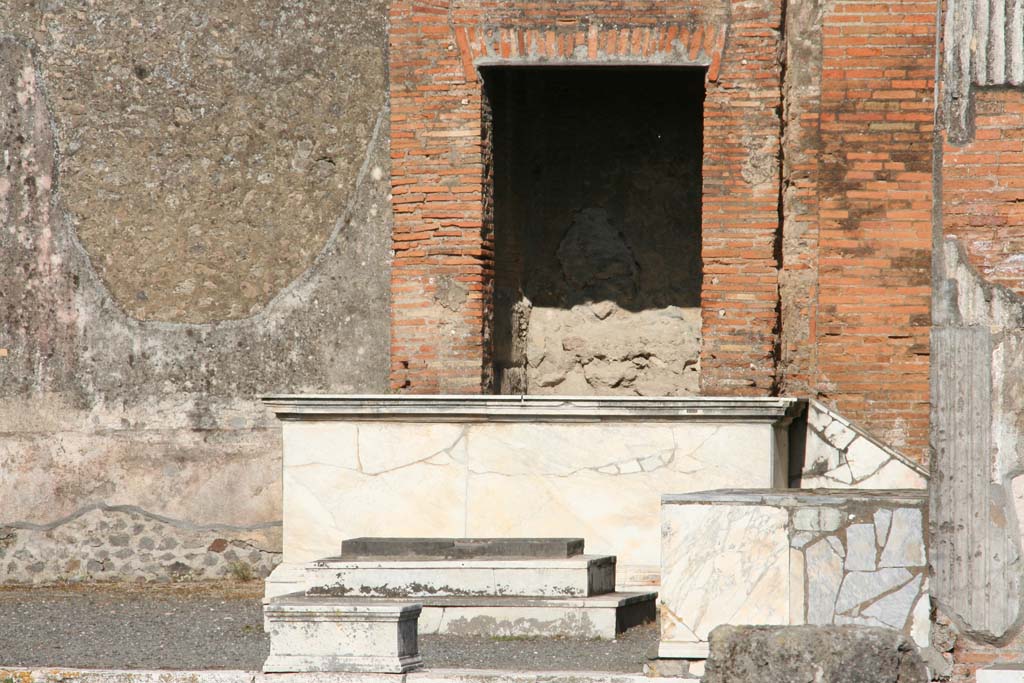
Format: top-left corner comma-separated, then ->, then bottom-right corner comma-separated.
484,66 -> 706,395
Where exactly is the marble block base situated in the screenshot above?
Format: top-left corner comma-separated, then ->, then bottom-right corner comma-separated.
659,490 -> 929,659
262,595 -> 423,673
301,555 -> 616,598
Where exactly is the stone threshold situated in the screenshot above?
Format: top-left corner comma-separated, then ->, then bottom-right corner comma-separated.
262,394 -> 803,422
662,488 -> 929,507
0,668 -> 695,683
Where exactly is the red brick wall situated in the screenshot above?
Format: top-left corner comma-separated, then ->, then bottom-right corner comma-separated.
802,0 -> 935,461
387,0 -> 935,464
698,0 -> 784,395
388,0 -> 492,393
944,89 -> 1024,296
951,635 -> 1024,683
388,0 -> 783,395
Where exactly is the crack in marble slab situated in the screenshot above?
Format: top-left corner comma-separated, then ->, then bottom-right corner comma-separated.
347,426 -> 468,476
467,447 -> 678,478
838,571 -> 922,619
723,547 -> 786,626
846,450 -> 894,485
281,473 -> 345,540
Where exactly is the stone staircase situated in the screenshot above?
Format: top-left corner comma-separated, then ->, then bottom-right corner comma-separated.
265,537 -> 656,640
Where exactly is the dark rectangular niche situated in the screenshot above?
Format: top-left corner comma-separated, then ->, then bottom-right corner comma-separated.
484,67 -> 706,395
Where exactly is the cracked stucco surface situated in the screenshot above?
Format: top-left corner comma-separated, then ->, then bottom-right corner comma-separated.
0,1 -> 391,581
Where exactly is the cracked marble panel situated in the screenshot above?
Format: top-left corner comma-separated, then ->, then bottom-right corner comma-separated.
844,524 -> 878,571
283,425 -> 468,561
862,575 -> 922,628
879,508 -> 925,568
282,420 -> 781,578
660,504 -> 790,647
467,422 -> 777,574
805,536 -> 844,624
283,422 -> 360,470
835,568 -> 913,615
797,401 -> 927,490
357,423 -> 468,475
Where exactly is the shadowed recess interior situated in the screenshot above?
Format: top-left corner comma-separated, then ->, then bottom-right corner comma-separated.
485,67 -> 706,395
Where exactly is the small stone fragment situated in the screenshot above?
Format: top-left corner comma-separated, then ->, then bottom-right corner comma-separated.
805,538 -> 843,624
879,508 -> 925,568
835,568 -> 913,615
874,509 -> 892,546
844,524 -> 877,572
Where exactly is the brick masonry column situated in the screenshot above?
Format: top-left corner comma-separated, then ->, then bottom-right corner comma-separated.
389,0 -> 492,393
699,0 -> 785,395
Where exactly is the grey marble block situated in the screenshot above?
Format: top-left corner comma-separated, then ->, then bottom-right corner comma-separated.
340,537 -> 585,559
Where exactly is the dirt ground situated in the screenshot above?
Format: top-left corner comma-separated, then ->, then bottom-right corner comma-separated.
0,582 -> 658,672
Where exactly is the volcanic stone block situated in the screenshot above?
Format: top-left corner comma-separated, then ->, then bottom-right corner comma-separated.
263,595 -> 423,673
704,625 -> 927,683
340,537 -> 585,559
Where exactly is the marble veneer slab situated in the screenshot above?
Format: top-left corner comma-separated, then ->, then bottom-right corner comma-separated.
262,596 -> 422,673
299,555 -> 616,598
659,489 -> 929,659
265,395 -> 802,589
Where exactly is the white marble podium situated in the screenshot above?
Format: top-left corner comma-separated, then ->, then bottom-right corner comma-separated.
264,395 -> 801,589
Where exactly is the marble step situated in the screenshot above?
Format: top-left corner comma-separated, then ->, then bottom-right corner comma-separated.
415,592 -> 656,639
341,536 -> 585,559
264,591 -> 657,640
288,555 -> 617,598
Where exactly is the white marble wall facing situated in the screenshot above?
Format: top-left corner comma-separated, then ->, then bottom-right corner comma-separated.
659,503 -> 791,658
266,396 -> 801,589
978,666 -> 1024,683
660,490 -> 929,659
798,400 -> 928,490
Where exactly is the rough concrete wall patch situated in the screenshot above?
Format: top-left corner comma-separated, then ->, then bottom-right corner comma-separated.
0,0 -> 392,581
2,1 -> 386,323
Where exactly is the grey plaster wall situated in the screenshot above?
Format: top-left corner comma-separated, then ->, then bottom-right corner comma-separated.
0,1 -> 391,582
